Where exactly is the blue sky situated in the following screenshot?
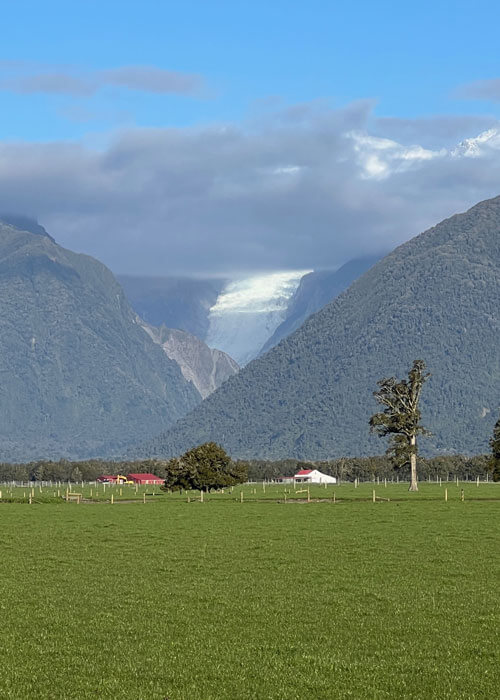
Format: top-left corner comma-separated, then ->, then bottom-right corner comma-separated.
2,0 -> 499,141
1,1 -> 500,275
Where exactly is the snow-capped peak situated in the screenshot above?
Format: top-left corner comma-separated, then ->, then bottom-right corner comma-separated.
451,128 -> 500,158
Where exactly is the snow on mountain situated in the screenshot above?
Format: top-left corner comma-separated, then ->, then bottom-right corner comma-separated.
451,128 -> 500,157
206,270 -> 311,365
348,127 -> 500,179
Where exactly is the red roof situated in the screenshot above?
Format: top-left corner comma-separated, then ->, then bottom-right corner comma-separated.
295,469 -> 313,476
127,473 -> 163,481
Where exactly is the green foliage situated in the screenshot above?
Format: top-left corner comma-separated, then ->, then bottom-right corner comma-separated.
162,442 -> 248,491
143,195 -> 500,460
0,458 -> 166,483
490,414 -> 500,481
370,360 -> 430,466
245,454 -> 492,481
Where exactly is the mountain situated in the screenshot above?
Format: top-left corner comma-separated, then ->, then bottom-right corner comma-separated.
0,220 -> 200,461
138,321 -> 239,399
141,195 -> 500,460
259,256 -> 381,356
117,275 -> 225,339
205,271 -> 309,365
0,214 -> 56,241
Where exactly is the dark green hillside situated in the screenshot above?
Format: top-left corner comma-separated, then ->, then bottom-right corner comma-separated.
0,221 -> 200,461
259,255 -> 381,355
144,195 -> 500,459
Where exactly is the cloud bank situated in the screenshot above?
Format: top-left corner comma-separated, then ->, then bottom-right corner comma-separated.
0,63 -> 201,96
0,101 -> 499,275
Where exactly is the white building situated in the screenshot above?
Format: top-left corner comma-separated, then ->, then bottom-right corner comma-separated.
294,469 -> 337,484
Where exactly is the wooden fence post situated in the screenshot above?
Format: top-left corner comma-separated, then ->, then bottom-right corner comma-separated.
143,493 -> 146,504
111,494 -> 114,505
444,488 -> 448,502
240,491 -> 243,503
372,489 -> 376,503
461,489 -> 464,502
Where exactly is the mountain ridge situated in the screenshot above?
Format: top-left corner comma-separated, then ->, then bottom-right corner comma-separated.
0,220 -> 200,461
141,195 -> 500,460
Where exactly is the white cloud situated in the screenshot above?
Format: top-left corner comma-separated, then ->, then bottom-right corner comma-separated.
0,102 -> 499,276
348,131 -> 446,180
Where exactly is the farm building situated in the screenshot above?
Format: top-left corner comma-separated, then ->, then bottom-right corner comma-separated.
294,469 -> 336,484
127,473 -> 164,485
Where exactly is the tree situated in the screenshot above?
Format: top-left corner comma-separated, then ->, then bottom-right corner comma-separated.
489,414 -> 500,482
163,443 -> 248,491
369,360 -> 430,491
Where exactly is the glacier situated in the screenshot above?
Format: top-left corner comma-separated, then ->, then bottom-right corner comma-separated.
206,270 -> 311,365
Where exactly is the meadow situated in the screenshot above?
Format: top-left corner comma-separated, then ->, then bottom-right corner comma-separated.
0,482 -> 499,699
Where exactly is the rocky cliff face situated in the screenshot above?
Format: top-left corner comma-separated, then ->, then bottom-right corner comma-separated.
139,321 -> 239,399
0,220 -> 200,461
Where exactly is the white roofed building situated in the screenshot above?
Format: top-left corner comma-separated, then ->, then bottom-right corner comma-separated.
294,469 -> 336,484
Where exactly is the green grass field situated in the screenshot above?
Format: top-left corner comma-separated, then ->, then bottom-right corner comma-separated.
0,483 -> 499,699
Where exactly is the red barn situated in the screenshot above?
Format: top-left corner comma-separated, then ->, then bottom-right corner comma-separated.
127,473 -> 164,485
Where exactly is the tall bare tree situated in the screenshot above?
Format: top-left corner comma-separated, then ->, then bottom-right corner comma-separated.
489,414 -> 500,482
370,360 -> 430,491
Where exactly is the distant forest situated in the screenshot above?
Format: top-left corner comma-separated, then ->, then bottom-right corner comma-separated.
0,454 -> 492,483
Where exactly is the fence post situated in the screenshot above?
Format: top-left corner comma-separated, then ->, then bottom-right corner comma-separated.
461,489 -> 464,502
444,488 -> 448,502
111,494 -> 114,505
372,489 -> 376,503
240,491 -> 243,503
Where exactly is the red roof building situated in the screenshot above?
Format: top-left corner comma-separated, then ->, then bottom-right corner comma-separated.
127,473 -> 164,485
295,469 -> 313,476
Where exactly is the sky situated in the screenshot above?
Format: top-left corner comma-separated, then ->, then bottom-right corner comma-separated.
1,0 -> 500,275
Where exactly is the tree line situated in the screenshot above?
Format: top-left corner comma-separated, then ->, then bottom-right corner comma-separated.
0,451 -> 494,484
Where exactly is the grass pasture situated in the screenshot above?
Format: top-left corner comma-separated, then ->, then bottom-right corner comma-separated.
0,483 -> 499,699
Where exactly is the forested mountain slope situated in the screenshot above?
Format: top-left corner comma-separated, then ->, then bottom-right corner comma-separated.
258,256 -> 381,356
143,196 -> 500,459
0,221 -> 200,461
